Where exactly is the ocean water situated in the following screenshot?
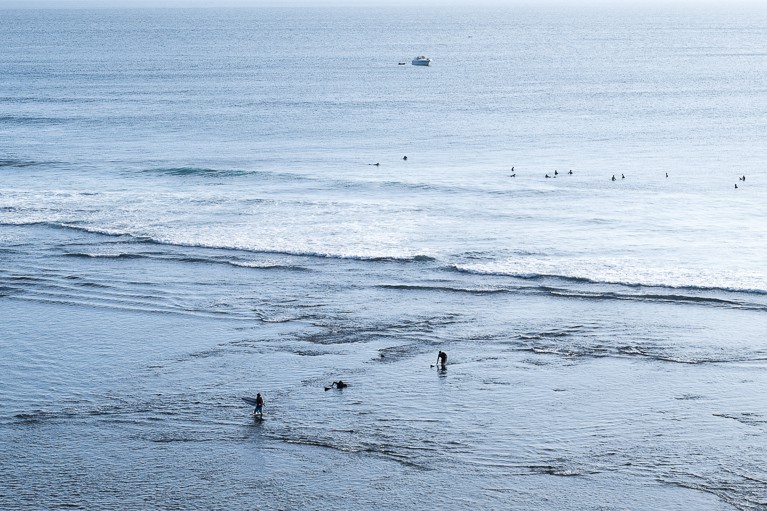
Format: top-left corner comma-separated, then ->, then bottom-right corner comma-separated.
1,6 -> 766,510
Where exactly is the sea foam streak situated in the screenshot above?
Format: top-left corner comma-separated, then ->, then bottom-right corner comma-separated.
452,259 -> 767,296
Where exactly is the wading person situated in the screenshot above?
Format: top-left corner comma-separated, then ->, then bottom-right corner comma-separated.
437,351 -> 448,369
254,393 -> 264,417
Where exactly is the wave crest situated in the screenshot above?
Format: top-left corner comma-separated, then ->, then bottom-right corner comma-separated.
449,264 -> 767,298
142,167 -> 251,177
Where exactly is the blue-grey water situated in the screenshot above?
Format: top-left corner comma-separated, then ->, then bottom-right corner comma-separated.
1,6 -> 766,510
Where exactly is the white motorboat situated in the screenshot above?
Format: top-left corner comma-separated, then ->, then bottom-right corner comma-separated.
411,55 -> 432,66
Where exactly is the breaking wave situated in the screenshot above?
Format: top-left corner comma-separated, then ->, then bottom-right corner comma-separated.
5,220 -> 437,264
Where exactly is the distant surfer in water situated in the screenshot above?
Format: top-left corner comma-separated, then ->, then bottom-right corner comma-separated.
254,393 -> 264,418
324,380 -> 347,390
437,351 -> 448,370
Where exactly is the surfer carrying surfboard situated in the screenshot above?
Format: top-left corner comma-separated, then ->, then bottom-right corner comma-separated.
254,393 -> 264,417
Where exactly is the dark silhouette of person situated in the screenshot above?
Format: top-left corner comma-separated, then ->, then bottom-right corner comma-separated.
612,175 -> 616,181
437,351 -> 448,369
254,393 -> 264,417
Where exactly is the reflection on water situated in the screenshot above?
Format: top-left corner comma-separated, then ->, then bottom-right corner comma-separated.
4,241 -> 765,510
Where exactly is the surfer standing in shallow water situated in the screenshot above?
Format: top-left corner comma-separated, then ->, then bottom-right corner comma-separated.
254,393 -> 264,418
437,351 -> 448,370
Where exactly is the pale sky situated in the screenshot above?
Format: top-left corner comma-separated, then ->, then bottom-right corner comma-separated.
0,0 -> 764,8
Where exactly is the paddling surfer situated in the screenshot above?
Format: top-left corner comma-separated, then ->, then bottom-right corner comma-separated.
332,380 -> 347,389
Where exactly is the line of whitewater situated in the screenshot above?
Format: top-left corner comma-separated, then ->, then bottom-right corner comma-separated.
1,220 -> 437,263
4,220 -> 767,301
449,264 -> 767,298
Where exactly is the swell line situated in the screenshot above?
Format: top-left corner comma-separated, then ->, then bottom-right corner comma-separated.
1,220 -> 437,264
449,265 -> 767,297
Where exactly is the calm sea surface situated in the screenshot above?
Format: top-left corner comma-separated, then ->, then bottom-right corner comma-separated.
1,7 -> 766,510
